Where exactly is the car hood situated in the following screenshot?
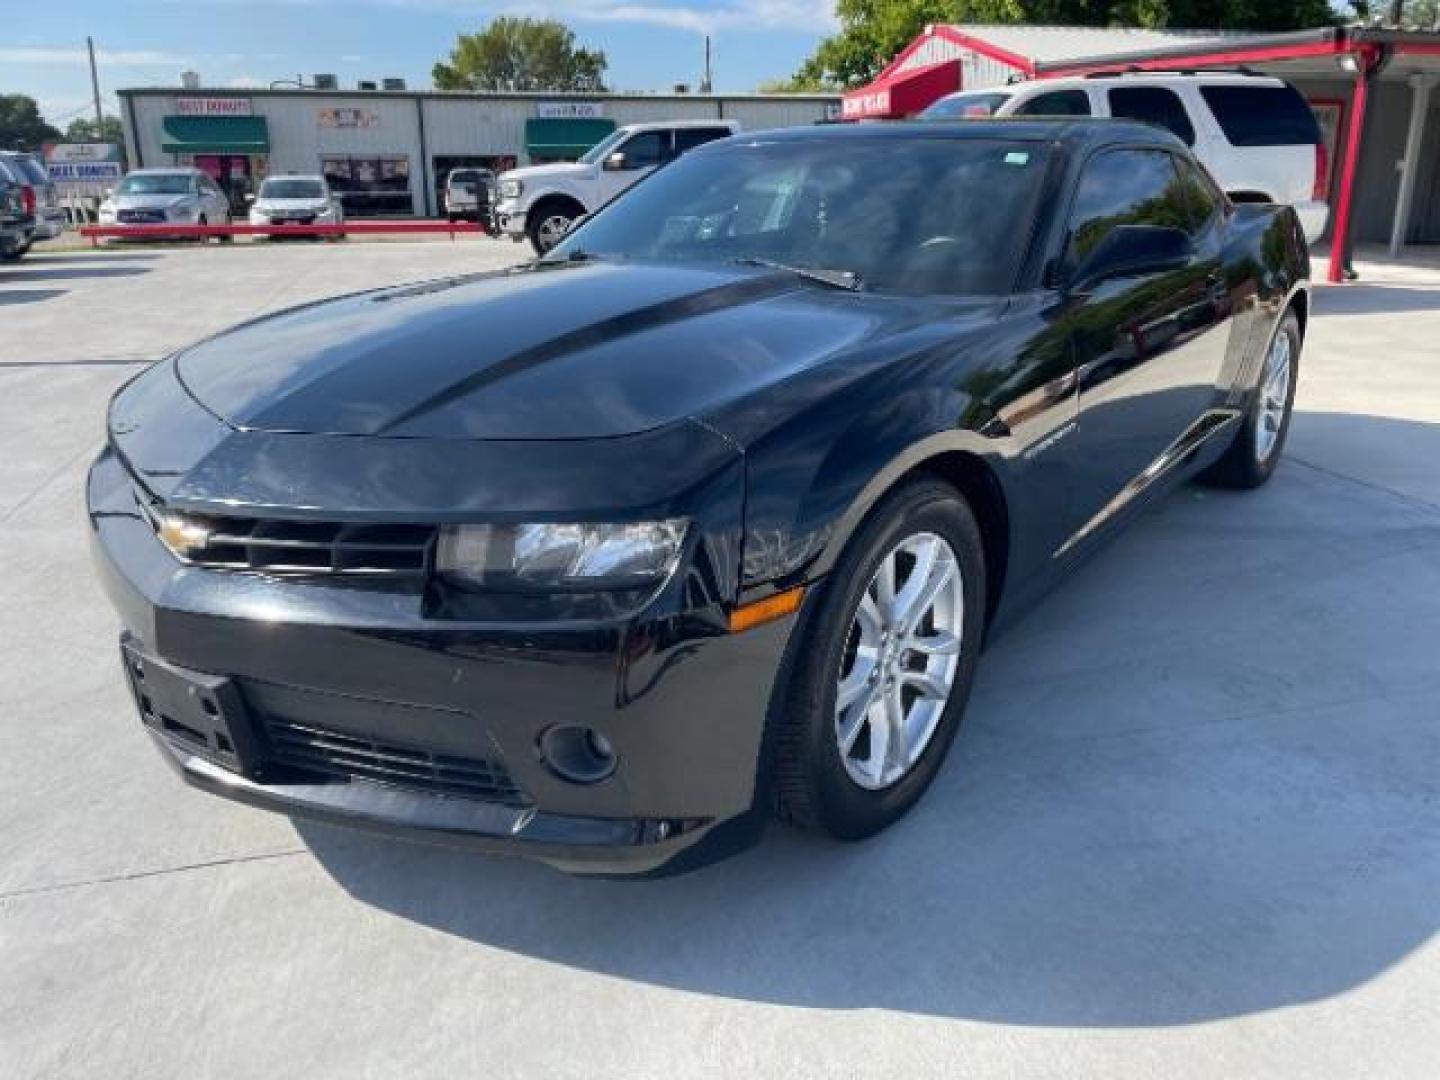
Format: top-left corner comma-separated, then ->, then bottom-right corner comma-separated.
172,260 -> 934,442
502,162 -> 593,186
110,193 -> 195,210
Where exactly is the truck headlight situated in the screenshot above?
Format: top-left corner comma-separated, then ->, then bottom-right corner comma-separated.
500,178 -> 523,199
437,521 -> 686,592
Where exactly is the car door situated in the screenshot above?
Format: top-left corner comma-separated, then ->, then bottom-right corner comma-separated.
595,130 -> 670,204
1057,146 -> 1233,548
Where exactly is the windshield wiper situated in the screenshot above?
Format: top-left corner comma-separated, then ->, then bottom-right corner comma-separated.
732,257 -> 864,292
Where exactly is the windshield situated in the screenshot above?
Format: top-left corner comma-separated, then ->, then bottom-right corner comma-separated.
577,129 -> 630,166
260,179 -> 325,199
921,92 -> 1014,119
117,173 -> 193,196
10,157 -> 49,184
552,136 -> 1051,296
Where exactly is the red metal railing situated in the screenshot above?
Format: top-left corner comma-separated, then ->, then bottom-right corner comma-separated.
78,220 -> 489,246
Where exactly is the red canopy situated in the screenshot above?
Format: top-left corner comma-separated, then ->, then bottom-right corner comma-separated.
842,59 -> 961,120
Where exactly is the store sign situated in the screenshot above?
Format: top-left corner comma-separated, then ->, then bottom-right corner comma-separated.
175,96 -> 253,116
842,89 -> 890,119
318,107 -> 379,129
46,142 -> 122,163
535,101 -> 605,120
46,160 -> 124,183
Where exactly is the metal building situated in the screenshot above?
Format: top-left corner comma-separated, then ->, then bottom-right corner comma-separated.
118,86 -> 841,219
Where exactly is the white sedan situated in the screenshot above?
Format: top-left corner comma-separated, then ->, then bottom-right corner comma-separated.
248,175 -> 344,235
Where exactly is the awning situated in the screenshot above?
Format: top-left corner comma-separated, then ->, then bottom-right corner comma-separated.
161,115 -> 270,154
524,117 -> 616,159
842,59 -> 961,120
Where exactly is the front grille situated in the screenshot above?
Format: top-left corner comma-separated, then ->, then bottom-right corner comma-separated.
118,208 -> 166,223
263,716 -> 529,805
137,494 -> 435,577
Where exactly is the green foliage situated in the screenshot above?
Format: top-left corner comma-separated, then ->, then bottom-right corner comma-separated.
0,94 -> 61,151
432,17 -> 608,93
796,0 -> 1355,88
64,115 -> 125,145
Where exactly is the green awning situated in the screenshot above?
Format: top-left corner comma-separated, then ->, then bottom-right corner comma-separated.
524,117 -> 615,159
161,115 -> 270,154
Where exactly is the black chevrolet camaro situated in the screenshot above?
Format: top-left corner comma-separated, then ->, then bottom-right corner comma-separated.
89,120 -> 1308,875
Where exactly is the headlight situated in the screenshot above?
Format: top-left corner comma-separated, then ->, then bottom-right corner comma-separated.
500,179 -> 523,199
437,521 -> 686,592
167,203 -> 197,221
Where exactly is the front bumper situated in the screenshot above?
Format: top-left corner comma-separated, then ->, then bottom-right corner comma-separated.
495,198 -> 528,239
88,446 -> 799,875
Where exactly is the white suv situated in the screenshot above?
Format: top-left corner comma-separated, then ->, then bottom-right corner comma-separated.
923,72 -> 1329,244
495,119 -> 741,254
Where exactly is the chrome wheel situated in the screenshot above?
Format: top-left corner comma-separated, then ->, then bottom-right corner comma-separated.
834,532 -> 964,791
1254,327 -> 1293,465
534,213 -> 574,251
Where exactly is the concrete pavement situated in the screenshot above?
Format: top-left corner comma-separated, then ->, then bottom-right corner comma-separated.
1,240 -> 1438,1079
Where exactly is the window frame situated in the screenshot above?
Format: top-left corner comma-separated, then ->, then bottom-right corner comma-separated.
1013,89 -> 1093,118
616,130 -> 671,169
1057,144 -> 1194,280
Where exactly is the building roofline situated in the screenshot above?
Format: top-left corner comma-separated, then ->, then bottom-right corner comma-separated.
1034,26 -> 1347,76
116,86 -> 841,103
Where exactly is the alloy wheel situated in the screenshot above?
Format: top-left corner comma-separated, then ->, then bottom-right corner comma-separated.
535,214 -> 573,252
1254,327 -> 1293,465
834,532 -> 964,791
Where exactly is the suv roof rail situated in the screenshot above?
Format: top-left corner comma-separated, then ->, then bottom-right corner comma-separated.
1080,66 -> 1270,79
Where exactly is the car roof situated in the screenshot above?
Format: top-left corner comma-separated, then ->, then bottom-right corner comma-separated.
742,117 -> 1185,151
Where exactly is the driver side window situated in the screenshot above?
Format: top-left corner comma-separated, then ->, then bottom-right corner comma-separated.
1064,149 -> 1188,274
618,131 -> 668,169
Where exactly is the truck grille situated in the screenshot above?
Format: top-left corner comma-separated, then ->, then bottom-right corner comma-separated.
263,717 -> 529,805
137,494 -> 435,577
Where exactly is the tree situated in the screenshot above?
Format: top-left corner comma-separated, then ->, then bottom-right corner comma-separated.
0,94 -> 61,151
65,115 -> 125,144
433,17 -> 608,93
796,1 -> 1354,88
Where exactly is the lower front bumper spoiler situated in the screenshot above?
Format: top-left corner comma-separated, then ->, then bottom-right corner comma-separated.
152,732 -> 761,877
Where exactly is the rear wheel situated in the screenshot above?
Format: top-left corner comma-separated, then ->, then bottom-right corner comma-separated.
1199,310 -> 1300,489
773,479 -> 986,839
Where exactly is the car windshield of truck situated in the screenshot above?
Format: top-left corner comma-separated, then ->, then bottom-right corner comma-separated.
117,174 -> 192,195
552,136 -> 1052,296
578,129 -> 630,165
921,92 -> 1013,119
260,179 -> 325,199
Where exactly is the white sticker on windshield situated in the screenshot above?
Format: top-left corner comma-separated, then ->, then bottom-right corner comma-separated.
1004,151 -> 1030,166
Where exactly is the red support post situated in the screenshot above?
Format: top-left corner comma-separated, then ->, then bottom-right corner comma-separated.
1328,54 -> 1373,284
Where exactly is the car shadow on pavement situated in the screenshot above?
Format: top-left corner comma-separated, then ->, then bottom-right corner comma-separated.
0,289 -> 67,306
301,410 -> 1440,1028
0,266 -> 150,282
20,252 -> 164,264
1312,282 -> 1440,316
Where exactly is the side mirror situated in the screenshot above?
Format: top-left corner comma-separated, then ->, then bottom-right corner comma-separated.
1068,225 -> 1193,290
603,152 -> 628,172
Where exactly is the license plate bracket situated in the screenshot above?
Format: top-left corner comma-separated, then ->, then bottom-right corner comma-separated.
121,639 -> 262,777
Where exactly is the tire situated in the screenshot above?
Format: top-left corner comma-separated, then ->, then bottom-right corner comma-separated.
1199,309 -> 1300,490
218,214 -> 234,243
526,202 -> 579,256
773,478 -> 986,839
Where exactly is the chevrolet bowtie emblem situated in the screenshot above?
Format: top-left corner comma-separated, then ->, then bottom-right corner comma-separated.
157,514 -> 211,557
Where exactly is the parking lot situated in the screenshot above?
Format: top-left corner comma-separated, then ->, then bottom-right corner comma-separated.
2,238 -> 1438,1078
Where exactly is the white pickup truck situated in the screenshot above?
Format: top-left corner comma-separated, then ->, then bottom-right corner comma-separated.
495,119 -> 740,254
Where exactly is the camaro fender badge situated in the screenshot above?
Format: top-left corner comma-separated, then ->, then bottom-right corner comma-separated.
1022,420 -> 1077,462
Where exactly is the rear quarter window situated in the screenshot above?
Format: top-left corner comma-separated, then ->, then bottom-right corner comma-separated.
1107,86 -> 1196,146
1199,85 -> 1321,146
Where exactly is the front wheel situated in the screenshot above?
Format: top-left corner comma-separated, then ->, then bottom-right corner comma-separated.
527,205 -> 577,255
1199,309 -> 1300,490
773,479 -> 986,839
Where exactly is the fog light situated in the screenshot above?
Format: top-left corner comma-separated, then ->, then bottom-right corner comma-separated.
539,725 -> 617,784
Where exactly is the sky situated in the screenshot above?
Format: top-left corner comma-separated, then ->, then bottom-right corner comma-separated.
9,1 -> 839,129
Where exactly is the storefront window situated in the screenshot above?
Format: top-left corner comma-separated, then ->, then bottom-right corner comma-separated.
321,155 -> 413,216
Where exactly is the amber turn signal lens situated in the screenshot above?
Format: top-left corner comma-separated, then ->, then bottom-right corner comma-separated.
728,586 -> 804,634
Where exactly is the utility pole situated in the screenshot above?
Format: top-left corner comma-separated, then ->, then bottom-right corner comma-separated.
87,36 -> 104,133
702,35 -> 713,94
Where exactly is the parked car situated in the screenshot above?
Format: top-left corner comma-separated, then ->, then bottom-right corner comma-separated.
0,152 -> 62,254
247,174 -> 344,237
443,167 -> 495,225
495,119 -> 741,254
98,167 -> 233,239
89,119 -> 1309,875
0,166 -> 34,262
923,71 -> 1329,243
